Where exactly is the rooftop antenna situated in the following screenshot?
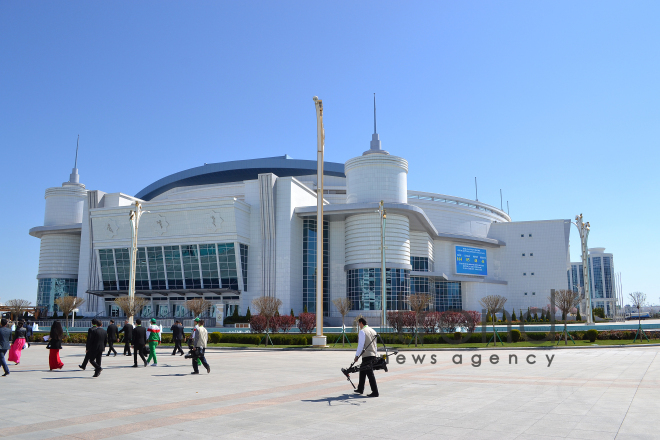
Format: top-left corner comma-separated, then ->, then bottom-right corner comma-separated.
500,189 -> 503,210
366,93 -> 384,154
68,135 -> 81,184
74,134 -> 79,169
475,177 -> 478,201
373,92 -> 377,134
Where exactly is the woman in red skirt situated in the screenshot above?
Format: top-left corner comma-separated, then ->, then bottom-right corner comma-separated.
46,320 -> 64,370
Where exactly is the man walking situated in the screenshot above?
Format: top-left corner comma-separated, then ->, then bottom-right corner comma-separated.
171,320 -> 184,356
87,319 -> 107,377
0,319 -> 11,377
25,321 -> 33,348
353,317 -> 379,397
118,320 -> 133,356
191,319 -> 210,375
79,320 -> 98,370
131,319 -> 148,367
106,320 -> 118,356
146,318 -> 161,366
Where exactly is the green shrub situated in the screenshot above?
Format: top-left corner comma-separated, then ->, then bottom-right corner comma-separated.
576,309 -> 582,321
511,310 -> 517,321
510,329 -> 521,342
593,308 -> 605,319
209,332 -> 222,344
586,329 -> 598,342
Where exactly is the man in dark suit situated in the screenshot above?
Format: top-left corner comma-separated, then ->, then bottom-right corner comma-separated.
171,320 -> 184,356
118,320 -> 133,356
79,321 -> 98,370
106,320 -> 118,356
131,318 -> 148,367
88,319 -> 108,377
0,318 -> 11,376
25,321 -> 33,347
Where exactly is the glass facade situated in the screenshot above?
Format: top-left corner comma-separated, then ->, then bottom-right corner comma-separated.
37,278 -> 78,314
181,245 -> 202,289
97,243 -> 242,292
99,249 -> 117,290
147,247 -> 167,289
346,268 -> 409,311
199,244 -> 220,288
303,219 -> 329,315
239,244 -> 249,291
436,281 -> 462,311
163,245 -> 184,289
217,243 -> 239,290
571,265 -> 579,292
410,256 -> 432,272
114,248 -> 131,290
603,256 -> 613,298
592,257 -> 604,299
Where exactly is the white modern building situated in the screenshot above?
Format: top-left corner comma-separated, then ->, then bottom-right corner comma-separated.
31,125 -> 577,324
569,248 -> 616,316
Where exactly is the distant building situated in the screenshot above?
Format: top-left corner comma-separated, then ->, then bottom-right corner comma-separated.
569,248 -> 616,316
31,123 -> 578,323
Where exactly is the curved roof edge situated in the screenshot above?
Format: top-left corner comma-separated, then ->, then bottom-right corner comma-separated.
135,156 -> 346,201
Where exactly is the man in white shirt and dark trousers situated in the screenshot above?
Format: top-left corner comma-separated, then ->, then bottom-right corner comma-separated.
354,318 -> 379,397
191,319 -> 211,375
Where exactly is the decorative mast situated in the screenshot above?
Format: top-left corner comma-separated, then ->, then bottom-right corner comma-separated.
312,96 -> 327,347
366,93 -> 387,155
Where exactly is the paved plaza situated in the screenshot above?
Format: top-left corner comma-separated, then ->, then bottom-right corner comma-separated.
1,345 -> 659,439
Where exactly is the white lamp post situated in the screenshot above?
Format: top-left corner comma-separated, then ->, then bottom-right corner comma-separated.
572,214 -> 592,324
128,201 -> 147,325
312,96 -> 327,347
379,200 -> 387,331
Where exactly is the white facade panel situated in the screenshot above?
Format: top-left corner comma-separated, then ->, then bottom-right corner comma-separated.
345,213 -> 410,266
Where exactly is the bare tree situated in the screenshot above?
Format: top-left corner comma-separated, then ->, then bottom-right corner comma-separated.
332,298 -> 352,329
352,313 -> 365,333
406,293 -> 433,347
5,299 -> 31,321
252,296 -> 282,340
549,290 -> 580,345
628,292 -> 648,342
114,296 -> 149,322
54,296 -> 85,329
332,298 -> 353,347
479,295 -> 508,345
184,298 -> 213,319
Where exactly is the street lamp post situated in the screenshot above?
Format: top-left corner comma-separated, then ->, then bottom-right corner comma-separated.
379,200 -> 387,331
128,201 -> 146,325
572,214 -> 592,324
312,96 -> 327,347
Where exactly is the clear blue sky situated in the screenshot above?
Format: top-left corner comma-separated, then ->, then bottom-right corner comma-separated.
1,1 -> 658,305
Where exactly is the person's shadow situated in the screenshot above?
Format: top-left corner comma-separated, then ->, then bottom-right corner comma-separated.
302,394 -> 366,406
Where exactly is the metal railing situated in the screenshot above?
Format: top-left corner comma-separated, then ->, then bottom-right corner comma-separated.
408,192 -> 510,221
36,318 -> 216,329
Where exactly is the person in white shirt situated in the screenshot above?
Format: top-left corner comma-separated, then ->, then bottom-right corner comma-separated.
354,318 -> 379,397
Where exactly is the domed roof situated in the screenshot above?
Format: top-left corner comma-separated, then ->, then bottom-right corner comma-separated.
135,155 -> 345,201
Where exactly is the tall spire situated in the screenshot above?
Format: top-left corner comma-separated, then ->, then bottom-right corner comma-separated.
373,93 -> 377,134
68,135 -> 80,184
365,93 -> 386,154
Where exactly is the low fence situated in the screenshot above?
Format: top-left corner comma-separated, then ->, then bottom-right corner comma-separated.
36,318 -> 217,329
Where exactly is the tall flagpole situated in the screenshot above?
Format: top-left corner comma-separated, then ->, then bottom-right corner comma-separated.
312,96 -> 327,347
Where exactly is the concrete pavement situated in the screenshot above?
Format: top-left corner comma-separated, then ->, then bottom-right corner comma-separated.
0,345 -> 658,439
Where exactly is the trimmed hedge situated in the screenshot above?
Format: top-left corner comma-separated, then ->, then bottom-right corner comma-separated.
27,329 -> 660,346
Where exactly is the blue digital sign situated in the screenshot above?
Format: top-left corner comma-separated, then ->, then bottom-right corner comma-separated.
455,246 -> 487,276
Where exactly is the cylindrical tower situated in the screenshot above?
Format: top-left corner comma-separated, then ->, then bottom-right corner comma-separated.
343,123 -> 411,314
345,154 -> 408,204
34,168 -> 87,315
